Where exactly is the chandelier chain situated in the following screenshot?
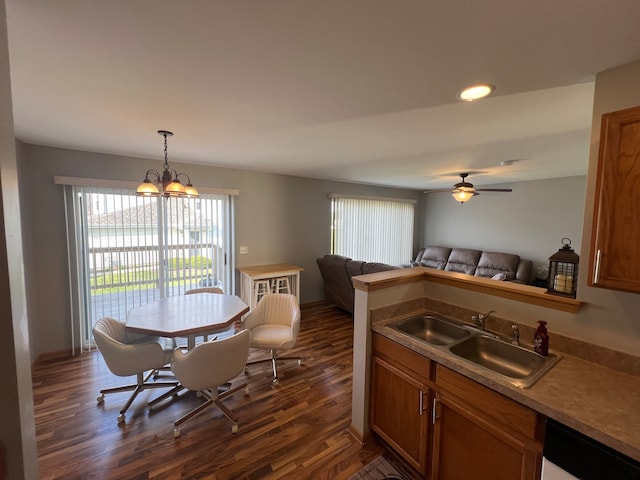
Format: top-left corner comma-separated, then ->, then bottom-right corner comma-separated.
163,133 -> 169,170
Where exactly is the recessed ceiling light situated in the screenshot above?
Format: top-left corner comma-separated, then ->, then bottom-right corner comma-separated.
458,83 -> 495,101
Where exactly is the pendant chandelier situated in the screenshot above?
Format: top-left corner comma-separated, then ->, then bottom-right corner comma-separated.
136,130 -> 198,198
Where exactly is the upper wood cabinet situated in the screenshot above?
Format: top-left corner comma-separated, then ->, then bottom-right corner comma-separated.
590,105 -> 640,293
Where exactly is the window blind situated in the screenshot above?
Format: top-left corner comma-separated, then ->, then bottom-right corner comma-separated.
330,196 -> 414,265
64,185 -> 234,351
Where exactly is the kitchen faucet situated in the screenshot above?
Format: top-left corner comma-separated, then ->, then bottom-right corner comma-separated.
476,310 -> 495,330
511,325 -> 520,345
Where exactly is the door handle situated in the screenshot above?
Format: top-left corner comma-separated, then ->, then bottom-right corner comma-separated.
594,249 -> 602,284
432,397 -> 439,424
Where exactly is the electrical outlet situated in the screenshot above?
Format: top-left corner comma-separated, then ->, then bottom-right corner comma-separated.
239,246 -> 248,254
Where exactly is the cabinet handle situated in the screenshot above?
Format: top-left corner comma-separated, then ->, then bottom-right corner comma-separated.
432,397 -> 438,425
594,249 -> 602,284
419,390 -> 424,416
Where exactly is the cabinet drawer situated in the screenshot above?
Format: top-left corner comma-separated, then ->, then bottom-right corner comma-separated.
372,333 -> 431,384
436,365 -> 543,442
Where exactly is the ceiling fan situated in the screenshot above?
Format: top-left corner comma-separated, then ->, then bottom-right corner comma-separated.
425,173 -> 513,204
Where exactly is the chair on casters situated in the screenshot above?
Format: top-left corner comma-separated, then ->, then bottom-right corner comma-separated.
92,317 -> 179,425
243,293 -> 302,385
182,287 -> 225,342
170,329 -> 251,437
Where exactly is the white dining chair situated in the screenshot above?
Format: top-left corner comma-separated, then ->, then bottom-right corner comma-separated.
243,293 -> 302,385
170,329 -> 251,437
92,317 -> 179,424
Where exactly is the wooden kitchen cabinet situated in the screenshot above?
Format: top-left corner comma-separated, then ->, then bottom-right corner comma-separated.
370,333 -> 432,476
590,105 -> 640,293
431,366 -> 544,480
370,335 -> 544,479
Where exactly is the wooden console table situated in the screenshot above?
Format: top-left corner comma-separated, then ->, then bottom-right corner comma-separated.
237,263 -> 304,310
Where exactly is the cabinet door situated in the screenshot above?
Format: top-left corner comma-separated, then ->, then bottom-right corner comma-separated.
370,355 -> 430,475
431,392 -> 540,480
590,105 -> 640,293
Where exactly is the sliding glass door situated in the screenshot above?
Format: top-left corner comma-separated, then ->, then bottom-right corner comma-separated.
66,186 -> 234,350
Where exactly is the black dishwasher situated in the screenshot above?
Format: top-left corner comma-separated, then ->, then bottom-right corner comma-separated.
543,418 -> 640,479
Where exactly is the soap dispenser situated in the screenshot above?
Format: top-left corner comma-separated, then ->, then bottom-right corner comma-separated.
534,320 -> 549,356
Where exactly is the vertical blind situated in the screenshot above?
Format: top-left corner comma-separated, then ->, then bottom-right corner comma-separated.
330,195 -> 415,265
64,185 -> 234,351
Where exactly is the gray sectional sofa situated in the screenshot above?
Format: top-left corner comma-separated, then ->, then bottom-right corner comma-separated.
316,255 -> 400,313
408,246 -> 534,284
316,247 -> 534,314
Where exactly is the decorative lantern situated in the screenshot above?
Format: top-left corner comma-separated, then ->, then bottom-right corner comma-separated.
547,238 -> 579,298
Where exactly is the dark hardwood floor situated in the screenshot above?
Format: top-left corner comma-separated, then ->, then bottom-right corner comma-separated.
32,302 -> 385,480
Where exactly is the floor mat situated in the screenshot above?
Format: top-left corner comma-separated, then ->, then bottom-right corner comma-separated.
348,455 -> 411,480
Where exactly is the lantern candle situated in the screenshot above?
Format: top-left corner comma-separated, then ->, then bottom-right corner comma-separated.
564,275 -> 573,294
547,238 -> 579,298
554,274 -> 567,292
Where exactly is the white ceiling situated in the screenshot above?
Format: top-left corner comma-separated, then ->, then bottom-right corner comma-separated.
5,1 -> 640,190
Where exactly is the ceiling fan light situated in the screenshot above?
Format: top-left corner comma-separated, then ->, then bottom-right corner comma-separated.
458,84 -> 495,101
452,188 -> 476,204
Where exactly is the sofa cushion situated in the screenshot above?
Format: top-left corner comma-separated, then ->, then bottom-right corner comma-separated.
316,255 -> 354,313
362,262 -> 400,274
418,246 -> 452,269
444,248 -> 481,275
515,259 -> 534,284
317,255 -> 400,314
474,252 -> 520,281
346,260 -> 365,277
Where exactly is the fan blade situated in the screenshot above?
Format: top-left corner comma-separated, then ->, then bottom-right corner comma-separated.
423,188 -> 455,194
475,188 -> 512,192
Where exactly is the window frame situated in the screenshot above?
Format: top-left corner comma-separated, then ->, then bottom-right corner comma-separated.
329,194 -> 416,265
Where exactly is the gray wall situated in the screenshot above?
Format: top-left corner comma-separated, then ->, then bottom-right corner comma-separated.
412,62 -> 640,356
421,175 -> 587,277
17,143 -> 423,359
16,63 -> 640,360
574,60 -> 640,354
0,0 -> 38,477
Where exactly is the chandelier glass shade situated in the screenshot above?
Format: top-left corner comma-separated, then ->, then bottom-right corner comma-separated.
136,130 -> 198,198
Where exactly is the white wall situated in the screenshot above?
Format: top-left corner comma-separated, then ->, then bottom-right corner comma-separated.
17,143 -> 423,358
421,175 -> 586,276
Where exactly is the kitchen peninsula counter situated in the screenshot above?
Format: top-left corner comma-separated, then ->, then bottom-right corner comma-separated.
372,315 -> 640,463
349,266 -> 640,464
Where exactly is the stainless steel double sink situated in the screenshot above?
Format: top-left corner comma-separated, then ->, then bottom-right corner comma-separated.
389,314 -> 561,388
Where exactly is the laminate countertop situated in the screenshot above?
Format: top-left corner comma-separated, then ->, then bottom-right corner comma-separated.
372,315 -> 640,463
